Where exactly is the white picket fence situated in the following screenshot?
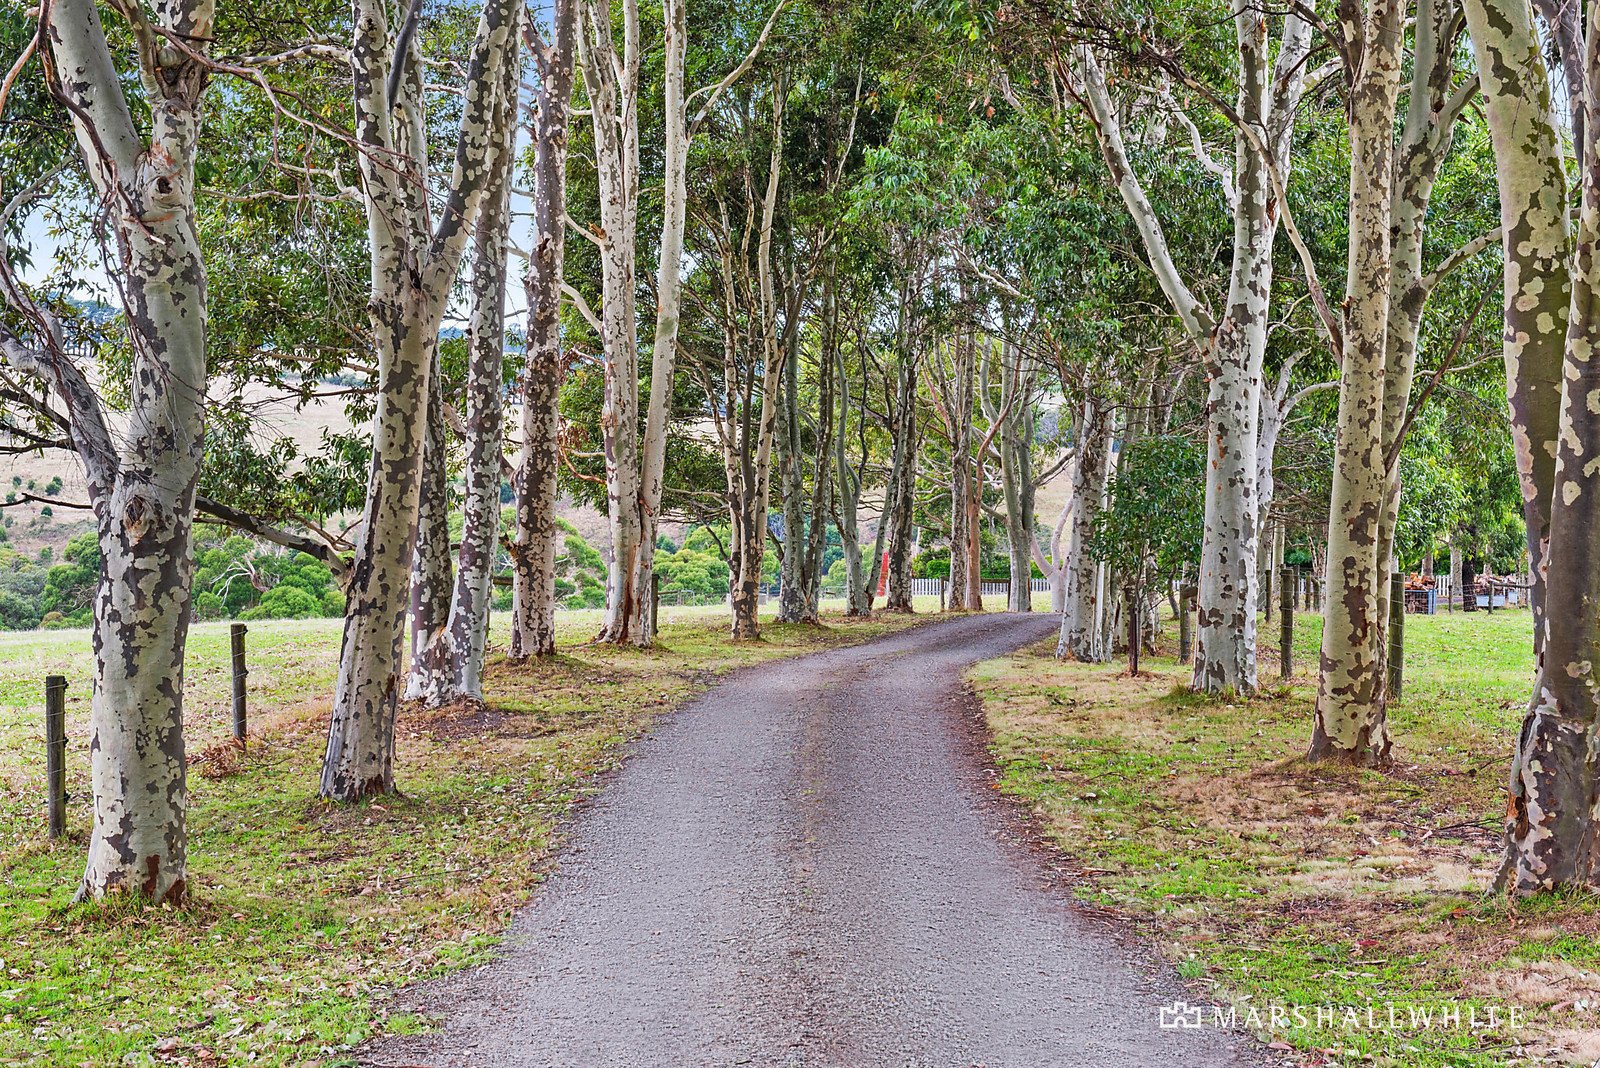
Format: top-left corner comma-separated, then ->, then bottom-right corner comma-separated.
910,578 -> 1050,598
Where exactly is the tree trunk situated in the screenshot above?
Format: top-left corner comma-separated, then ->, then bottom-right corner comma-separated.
884,353 -> 919,613
447,133 -> 515,699
1491,0 -> 1600,892
837,330 -> 871,617
0,0 -> 216,902
1463,0 -> 1571,663
510,0 -> 578,660
1058,401 -> 1111,661
719,88 -> 787,640
322,0 -> 518,801
1309,0 -> 1405,765
405,354 -> 454,704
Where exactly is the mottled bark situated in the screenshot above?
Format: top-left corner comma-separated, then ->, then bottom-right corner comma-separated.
404,350 -> 453,704
1495,0 -> 1600,893
1464,0 -> 1571,661
322,0 -> 519,802
511,0 -> 579,660
446,131 -> 515,698
1373,0 -> 1473,698
1057,401 -> 1111,661
1310,0 -> 1406,765
0,0 -> 215,902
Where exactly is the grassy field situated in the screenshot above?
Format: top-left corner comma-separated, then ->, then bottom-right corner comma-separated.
0,600 -> 935,1067
973,608 -> 1600,1067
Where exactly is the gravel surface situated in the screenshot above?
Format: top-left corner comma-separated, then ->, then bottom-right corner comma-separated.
368,612 -> 1255,1068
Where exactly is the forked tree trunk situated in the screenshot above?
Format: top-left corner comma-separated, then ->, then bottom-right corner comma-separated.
1074,14 -> 1310,696
1310,0 -> 1405,765
0,0 -> 214,901
511,0 -> 579,660
1371,0 -> 1471,699
322,0 -> 518,801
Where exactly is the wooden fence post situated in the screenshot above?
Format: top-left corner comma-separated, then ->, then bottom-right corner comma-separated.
45,674 -> 66,839
1177,580 -> 1193,664
1279,568 -> 1293,679
1126,583 -> 1141,674
230,623 -> 248,743
1388,572 -> 1405,700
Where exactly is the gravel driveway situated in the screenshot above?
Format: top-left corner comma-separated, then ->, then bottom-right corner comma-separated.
367,612 -> 1254,1068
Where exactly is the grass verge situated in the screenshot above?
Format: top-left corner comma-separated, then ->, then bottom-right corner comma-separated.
974,609 -> 1600,1067
1,606 -> 926,1067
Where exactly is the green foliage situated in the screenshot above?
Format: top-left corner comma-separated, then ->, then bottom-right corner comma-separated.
1089,435 -> 1205,586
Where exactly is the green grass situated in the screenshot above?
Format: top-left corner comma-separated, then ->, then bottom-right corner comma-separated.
0,603 -> 930,1067
973,608 -> 1587,1068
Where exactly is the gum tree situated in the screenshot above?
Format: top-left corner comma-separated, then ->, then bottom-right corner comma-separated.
320,0 -> 521,801
1064,6 -> 1313,694
0,0 -> 214,901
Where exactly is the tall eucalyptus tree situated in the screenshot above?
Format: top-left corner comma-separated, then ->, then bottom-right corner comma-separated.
1064,6 -> 1313,694
0,0 -> 215,901
319,0 -> 521,801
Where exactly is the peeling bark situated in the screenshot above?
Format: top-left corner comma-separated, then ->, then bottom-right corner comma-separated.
510,0 -> 578,660
0,0 -> 216,901
1310,0 -> 1406,765
321,0 -> 519,802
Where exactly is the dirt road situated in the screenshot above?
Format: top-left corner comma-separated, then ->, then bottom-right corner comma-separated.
369,613 -> 1252,1067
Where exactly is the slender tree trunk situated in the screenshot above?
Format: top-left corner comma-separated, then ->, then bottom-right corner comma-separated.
885,352 -> 919,613
405,353 -> 453,703
1000,377 -> 1035,613
1058,401 -> 1111,661
510,0 -> 578,660
837,334 -> 871,617
777,315 -> 809,623
447,136 -> 515,699
801,339 -> 834,623
947,357 -> 971,613
720,87 -> 787,640
1310,0 -> 1405,765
